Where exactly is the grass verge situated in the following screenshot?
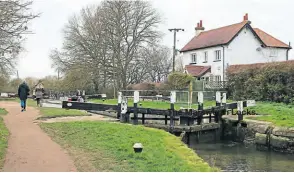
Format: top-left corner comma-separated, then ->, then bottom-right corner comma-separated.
37,107 -> 89,119
247,102 -> 294,127
0,98 -> 35,107
0,98 -> 88,119
40,121 -> 217,172
90,99 -> 233,110
0,98 -> 17,102
0,110 -> 9,169
0,108 -> 8,116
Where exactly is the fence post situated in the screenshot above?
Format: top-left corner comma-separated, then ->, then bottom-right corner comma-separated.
237,101 -> 243,121
82,90 -> 86,101
209,109 -> 212,123
215,92 -> 226,123
170,91 -> 176,133
221,93 -> 226,105
216,91 -> 221,107
189,81 -> 193,109
142,113 -> 145,124
165,115 -> 168,125
198,91 -> 203,110
197,91 -> 204,125
133,91 -> 139,125
117,92 -> 122,119
120,97 -> 128,123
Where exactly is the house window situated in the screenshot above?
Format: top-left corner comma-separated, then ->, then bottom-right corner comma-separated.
191,54 -> 197,64
269,48 -> 278,57
214,75 -> 221,81
204,52 -> 208,62
215,50 -> 221,61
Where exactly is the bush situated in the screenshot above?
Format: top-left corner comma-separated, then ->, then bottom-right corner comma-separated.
227,61 -> 294,104
167,72 -> 194,90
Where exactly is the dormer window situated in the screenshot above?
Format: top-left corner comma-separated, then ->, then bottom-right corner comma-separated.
191,53 -> 197,64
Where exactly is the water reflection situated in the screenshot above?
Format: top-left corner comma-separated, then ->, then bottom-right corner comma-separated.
190,141 -> 294,172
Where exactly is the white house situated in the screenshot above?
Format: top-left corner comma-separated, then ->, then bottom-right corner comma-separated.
180,13 -> 291,81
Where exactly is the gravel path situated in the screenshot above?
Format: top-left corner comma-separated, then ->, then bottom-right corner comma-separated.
0,102 -> 77,172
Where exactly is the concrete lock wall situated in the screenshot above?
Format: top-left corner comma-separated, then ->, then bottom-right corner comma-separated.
222,117 -> 294,154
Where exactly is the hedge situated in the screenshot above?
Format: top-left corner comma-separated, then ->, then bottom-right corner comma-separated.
227,61 -> 294,104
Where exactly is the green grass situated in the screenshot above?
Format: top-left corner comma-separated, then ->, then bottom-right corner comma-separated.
90,99 -> 233,110
247,102 -> 294,127
0,98 -> 17,102
0,114 -> 9,169
38,107 -> 89,119
0,98 -> 36,107
40,121 -> 217,172
0,108 -> 7,115
0,98 -> 88,119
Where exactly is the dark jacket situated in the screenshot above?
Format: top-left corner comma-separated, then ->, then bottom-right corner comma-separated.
18,82 -> 30,100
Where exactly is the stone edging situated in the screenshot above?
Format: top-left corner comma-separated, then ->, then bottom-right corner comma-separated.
222,116 -> 294,154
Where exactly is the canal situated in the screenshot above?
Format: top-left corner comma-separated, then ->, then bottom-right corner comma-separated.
190,141 -> 294,172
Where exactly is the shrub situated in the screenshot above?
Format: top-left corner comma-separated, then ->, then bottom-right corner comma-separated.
167,72 -> 194,90
227,61 -> 294,104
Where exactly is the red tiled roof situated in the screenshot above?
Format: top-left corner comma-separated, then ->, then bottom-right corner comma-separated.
181,21 -> 248,52
185,65 -> 211,77
181,21 -> 290,52
253,28 -> 290,48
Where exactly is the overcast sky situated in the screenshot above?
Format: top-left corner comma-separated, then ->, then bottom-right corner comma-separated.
15,0 -> 294,79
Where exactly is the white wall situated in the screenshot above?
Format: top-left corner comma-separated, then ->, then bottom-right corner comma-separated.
182,26 -> 289,80
182,46 -> 225,80
226,27 -> 288,66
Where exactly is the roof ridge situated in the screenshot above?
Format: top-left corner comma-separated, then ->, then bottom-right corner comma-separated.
181,19 -> 290,52
199,21 -> 248,34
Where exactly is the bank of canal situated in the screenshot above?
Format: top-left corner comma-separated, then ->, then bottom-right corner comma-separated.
190,141 -> 294,172
186,113 -> 294,172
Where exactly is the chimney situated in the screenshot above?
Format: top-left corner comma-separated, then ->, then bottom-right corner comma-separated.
243,13 -> 248,21
195,20 -> 205,36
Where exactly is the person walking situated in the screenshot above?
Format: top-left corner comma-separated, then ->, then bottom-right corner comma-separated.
18,81 -> 30,112
35,88 -> 44,107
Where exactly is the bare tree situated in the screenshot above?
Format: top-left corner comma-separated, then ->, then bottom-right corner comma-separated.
50,0 -> 165,93
175,54 -> 185,72
140,45 -> 172,82
100,0 -> 162,89
0,0 -> 39,74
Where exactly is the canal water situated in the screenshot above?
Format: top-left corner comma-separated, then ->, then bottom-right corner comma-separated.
190,141 -> 294,172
